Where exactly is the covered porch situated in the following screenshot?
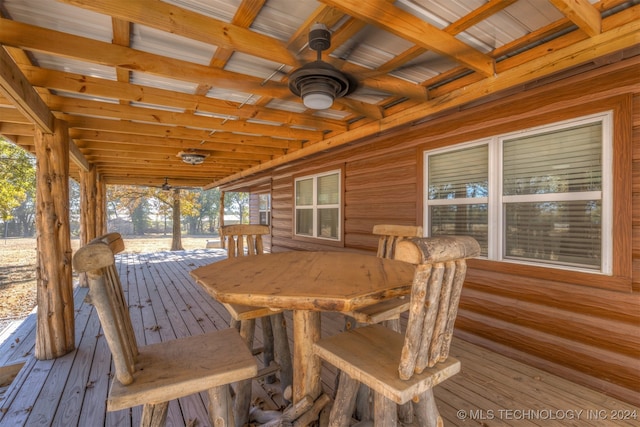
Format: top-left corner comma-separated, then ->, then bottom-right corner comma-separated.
1,248 -> 636,427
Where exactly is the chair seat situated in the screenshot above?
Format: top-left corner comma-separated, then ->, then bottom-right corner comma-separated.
108,328 -> 257,411
344,297 -> 409,324
313,324 -> 460,405
223,302 -> 283,321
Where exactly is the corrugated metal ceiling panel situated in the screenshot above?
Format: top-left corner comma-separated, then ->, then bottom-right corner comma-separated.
131,24 -> 215,66
2,0 -> 112,41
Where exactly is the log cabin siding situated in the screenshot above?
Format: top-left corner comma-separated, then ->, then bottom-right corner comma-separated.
226,58 -> 640,405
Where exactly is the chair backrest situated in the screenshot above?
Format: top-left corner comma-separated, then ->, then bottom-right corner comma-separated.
393,236 -> 480,380
72,232 -> 138,386
373,224 -> 423,259
220,224 -> 269,258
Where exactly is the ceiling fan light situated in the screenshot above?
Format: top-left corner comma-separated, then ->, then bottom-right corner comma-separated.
303,92 -> 334,110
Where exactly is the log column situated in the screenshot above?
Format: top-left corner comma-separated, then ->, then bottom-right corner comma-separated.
78,166 -> 98,287
34,118 -> 75,359
96,174 -> 107,235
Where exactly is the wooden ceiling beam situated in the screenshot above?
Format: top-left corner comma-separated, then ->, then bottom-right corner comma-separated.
59,0 -> 297,66
42,94 -> 323,141
69,137 -> 91,172
0,18 -> 291,99
207,14 -> 640,189
0,122 -> 34,136
0,46 -> 54,132
549,0 -> 601,37
77,142 -> 274,163
63,116 -> 304,150
72,130 -> 288,156
21,66 -> 346,133
319,0 -> 495,77
83,150 -> 267,164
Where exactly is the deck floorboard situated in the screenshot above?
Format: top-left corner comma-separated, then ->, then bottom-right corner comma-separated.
0,248 -> 637,426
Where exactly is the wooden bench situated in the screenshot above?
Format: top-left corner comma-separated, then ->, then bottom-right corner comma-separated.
314,235 -> 480,426
73,232 -> 258,427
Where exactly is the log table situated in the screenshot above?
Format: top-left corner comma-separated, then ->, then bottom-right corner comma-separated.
189,251 -> 416,412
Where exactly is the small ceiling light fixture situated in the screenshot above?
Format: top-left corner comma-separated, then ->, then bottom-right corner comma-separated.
288,23 -> 357,110
177,150 -> 209,165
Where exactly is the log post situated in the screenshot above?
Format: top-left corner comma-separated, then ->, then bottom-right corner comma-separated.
96,174 -> 107,235
219,190 -> 225,249
34,118 -> 75,359
78,166 -> 98,287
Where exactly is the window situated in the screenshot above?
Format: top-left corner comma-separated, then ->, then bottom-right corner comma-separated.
295,169 -> 341,240
424,112 -> 612,274
258,194 -> 270,225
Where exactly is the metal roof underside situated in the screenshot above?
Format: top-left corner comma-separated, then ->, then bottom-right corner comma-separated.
0,0 -> 638,189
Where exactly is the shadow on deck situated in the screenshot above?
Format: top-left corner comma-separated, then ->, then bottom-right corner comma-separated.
0,249 -> 637,426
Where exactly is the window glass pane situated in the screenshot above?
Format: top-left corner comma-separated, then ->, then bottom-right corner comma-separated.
296,209 -> 313,236
317,173 -> 339,205
429,145 -> 488,200
296,179 -> 313,205
430,204 -> 488,256
503,123 -> 602,196
317,208 -> 339,239
504,200 -> 601,268
259,194 -> 270,210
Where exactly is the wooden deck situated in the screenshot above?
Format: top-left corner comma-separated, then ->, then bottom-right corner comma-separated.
0,249 -> 637,426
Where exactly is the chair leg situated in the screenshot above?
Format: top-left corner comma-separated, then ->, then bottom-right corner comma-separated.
271,312 -> 293,400
234,319 -> 255,427
373,392 -> 397,426
328,371 -> 360,427
208,385 -> 235,427
261,316 -> 276,383
398,400 -> 414,424
414,389 -> 443,427
140,401 -> 169,427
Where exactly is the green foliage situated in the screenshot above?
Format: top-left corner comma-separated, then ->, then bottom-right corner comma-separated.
0,138 -> 35,222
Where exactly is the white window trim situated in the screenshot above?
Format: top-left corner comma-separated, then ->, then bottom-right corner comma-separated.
294,169 -> 342,241
258,194 -> 271,225
423,111 -> 613,275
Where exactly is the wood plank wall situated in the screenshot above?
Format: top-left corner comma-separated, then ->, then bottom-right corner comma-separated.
227,57 -> 640,405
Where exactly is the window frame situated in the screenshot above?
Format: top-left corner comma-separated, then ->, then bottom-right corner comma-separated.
423,111 -> 613,276
258,193 -> 271,226
293,167 -> 344,246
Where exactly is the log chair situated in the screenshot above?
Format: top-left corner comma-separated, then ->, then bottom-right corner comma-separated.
73,232 -> 258,427
314,236 -> 480,426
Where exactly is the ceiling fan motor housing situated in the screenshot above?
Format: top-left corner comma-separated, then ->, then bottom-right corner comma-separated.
309,23 -> 331,52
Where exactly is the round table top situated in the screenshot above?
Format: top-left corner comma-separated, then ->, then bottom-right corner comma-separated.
190,251 -> 416,312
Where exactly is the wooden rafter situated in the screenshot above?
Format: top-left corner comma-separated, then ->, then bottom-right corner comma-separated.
0,47 -> 54,132
319,0 -> 495,77
0,0 -> 635,189
549,0 -> 602,37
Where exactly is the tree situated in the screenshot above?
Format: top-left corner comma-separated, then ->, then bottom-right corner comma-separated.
0,138 -> 36,237
225,192 -> 250,223
184,188 -> 220,234
106,184 -> 201,249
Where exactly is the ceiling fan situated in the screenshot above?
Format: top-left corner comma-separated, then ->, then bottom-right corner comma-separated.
161,177 -> 172,191
288,23 -> 358,110
159,177 -> 195,191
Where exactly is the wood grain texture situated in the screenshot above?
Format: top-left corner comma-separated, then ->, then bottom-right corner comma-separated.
237,62 -> 639,404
